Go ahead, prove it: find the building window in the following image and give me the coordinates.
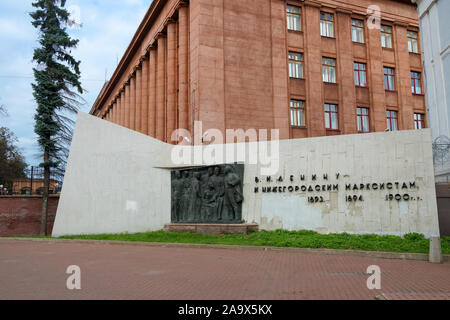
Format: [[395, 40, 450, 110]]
[[356, 107, 370, 133], [290, 100, 305, 127], [407, 31, 419, 53], [411, 71, 422, 95], [386, 110, 398, 131], [414, 113, 425, 129], [351, 19, 364, 43], [324, 103, 338, 130], [287, 5, 301, 31], [288, 52, 304, 79], [384, 67, 395, 91], [354, 62, 367, 87], [381, 25, 392, 48], [322, 57, 336, 83], [320, 12, 334, 38]]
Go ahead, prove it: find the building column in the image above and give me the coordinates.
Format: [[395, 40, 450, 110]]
[[304, 2, 326, 137], [141, 55, 150, 135], [130, 74, 136, 130], [118, 90, 124, 126], [167, 21, 177, 143], [394, 22, 414, 130], [136, 66, 142, 133], [269, 0, 289, 139], [367, 20, 387, 132], [111, 103, 116, 123], [124, 82, 131, 129], [115, 102, 119, 124], [114, 101, 119, 124], [149, 47, 157, 137], [156, 34, 167, 141], [336, 9, 357, 134], [178, 5, 189, 135], [116, 95, 121, 126]]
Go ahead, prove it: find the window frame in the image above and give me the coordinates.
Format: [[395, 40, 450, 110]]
[[351, 19, 365, 43], [290, 99, 306, 127], [384, 67, 395, 91], [411, 71, 423, 95], [381, 25, 393, 49], [386, 110, 398, 131], [356, 107, 370, 133], [354, 62, 367, 87], [324, 103, 339, 131], [414, 113, 425, 130], [407, 30, 419, 54], [287, 5, 302, 32], [322, 57, 337, 83], [288, 52, 304, 79], [320, 12, 334, 38]]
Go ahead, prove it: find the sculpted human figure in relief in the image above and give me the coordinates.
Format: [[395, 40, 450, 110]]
[[171, 164, 244, 223], [210, 166, 225, 221], [224, 165, 243, 221]]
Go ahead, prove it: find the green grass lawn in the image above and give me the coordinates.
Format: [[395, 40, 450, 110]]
[[43, 230, 450, 255]]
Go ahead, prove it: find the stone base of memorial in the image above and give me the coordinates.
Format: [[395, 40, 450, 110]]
[[164, 223, 259, 235]]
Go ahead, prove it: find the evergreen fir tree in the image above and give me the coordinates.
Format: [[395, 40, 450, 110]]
[[30, 0, 83, 235]]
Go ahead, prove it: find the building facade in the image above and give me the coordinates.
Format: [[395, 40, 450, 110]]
[[412, 0, 450, 182], [12, 179, 60, 195], [90, 0, 426, 143]]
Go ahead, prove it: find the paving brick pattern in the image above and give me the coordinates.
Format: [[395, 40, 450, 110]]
[[0, 239, 449, 300]]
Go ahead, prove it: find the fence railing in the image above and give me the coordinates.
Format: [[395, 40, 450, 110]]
[[0, 166, 63, 196]]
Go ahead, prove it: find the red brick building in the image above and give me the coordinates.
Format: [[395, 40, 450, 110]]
[[90, 0, 426, 142]]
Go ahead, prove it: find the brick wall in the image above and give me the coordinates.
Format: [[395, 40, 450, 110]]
[[0, 196, 59, 236]]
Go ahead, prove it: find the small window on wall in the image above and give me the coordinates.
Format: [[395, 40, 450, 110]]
[[320, 12, 334, 38], [324, 104, 338, 130], [357, 107, 370, 133], [287, 5, 301, 31], [288, 52, 304, 79], [384, 67, 395, 91], [381, 25, 392, 48], [386, 110, 398, 131], [414, 113, 425, 129], [407, 31, 419, 53], [411, 71, 422, 95], [290, 100, 305, 127], [354, 62, 367, 87], [322, 57, 336, 83], [351, 19, 364, 43]]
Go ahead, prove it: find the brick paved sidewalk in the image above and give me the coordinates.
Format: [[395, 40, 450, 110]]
[[0, 239, 449, 300]]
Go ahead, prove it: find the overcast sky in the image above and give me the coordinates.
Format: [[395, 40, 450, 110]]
[[0, 0, 150, 167]]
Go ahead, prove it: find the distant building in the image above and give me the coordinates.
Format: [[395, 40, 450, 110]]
[[12, 178, 60, 195], [412, 0, 450, 182]]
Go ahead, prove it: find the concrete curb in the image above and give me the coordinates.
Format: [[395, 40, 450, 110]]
[[2, 237, 449, 263]]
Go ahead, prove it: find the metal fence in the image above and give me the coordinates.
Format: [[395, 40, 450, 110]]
[[432, 135, 450, 169], [0, 166, 63, 196]]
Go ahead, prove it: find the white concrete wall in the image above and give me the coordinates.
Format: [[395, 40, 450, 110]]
[[53, 112, 440, 237], [241, 131, 440, 237], [52, 112, 172, 236]]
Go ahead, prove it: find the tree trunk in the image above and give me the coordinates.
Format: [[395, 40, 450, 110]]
[[40, 149, 50, 236]]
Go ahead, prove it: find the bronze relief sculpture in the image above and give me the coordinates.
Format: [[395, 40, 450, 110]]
[[171, 164, 244, 224]]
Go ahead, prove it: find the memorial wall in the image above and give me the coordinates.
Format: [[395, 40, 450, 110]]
[[52, 113, 440, 238]]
